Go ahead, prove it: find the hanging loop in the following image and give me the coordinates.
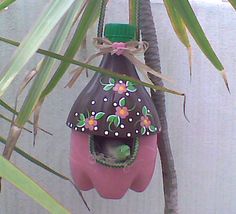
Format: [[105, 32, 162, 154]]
[[97, 0, 141, 41]]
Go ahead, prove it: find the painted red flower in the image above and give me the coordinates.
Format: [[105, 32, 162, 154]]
[[115, 107, 129, 119], [85, 116, 98, 130], [140, 116, 151, 128], [113, 83, 127, 94]]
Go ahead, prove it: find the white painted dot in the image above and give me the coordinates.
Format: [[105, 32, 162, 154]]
[[155, 127, 157, 131], [92, 112, 95, 116], [135, 130, 139, 134], [119, 80, 123, 84], [67, 122, 70, 126], [75, 127, 78, 131], [129, 118, 133, 122], [147, 131, 150, 136], [138, 98, 142, 102], [82, 128, 85, 132], [105, 131, 109, 135], [91, 100, 96, 105], [148, 109, 150, 113], [126, 92, 130, 96], [94, 127, 98, 131], [75, 112, 78, 116], [120, 124, 125, 129], [70, 124, 73, 128], [115, 132, 119, 136], [136, 112, 140, 116], [127, 133, 131, 137], [103, 97, 108, 102], [113, 102, 118, 107]]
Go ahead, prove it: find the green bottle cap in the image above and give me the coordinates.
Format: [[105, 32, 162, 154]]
[[104, 23, 136, 43]]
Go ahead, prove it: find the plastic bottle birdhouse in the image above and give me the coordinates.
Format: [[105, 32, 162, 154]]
[[67, 23, 161, 199]]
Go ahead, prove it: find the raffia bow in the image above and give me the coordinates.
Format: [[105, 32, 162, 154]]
[[66, 38, 173, 88]]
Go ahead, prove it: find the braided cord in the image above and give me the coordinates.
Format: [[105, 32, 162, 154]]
[[97, 0, 107, 39]]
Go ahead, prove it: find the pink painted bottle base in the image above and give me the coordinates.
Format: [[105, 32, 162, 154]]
[[70, 131, 158, 199]]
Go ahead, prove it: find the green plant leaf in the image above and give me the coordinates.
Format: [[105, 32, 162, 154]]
[[103, 84, 114, 91], [172, 0, 229, 90], [229, 0, 236, 10], [0, 0, 75, 97], [142, 106, 148, 116], [0, 36, 186, 97], [95, 112, 105, 120], [127, 81, 137, 92], [119, 97, 126, 107], [0, 136, 90, 211], [163, 0, 192, 75], [0, 99, 51, 135], [0, 136, 68, 180], [0, 0, 15, 11], [40, 0, 103, 100], [14, 0, 84, 128], [0, 155, 70, 214]]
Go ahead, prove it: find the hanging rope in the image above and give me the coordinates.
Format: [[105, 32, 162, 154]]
[[97, 0, 141, 41], [97, 0, 107, 39]]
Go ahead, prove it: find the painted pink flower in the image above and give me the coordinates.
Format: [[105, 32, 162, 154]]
[[113, 83, 127, 94], [140, 116, 151, 128], [115, 107, 129, 119], [85, 116, 98, 131]]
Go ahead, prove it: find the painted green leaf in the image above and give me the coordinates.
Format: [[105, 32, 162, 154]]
[[0, 155, 70, 214], [80, 113, 85, 121], [103, 84, 114, 91], [77, 121, 85, 127], [95, 112, 105, 120], [114, 116, 121, 128], [107, 115, 117, 123], [149, 125, 157, 133], [141, 127, 146, 135], [127, 81, 137, 92], [142, 106, 148, 116], [127, 85, 137, 92], [119, 97, 126, 107], [109, 78, 115, 85]]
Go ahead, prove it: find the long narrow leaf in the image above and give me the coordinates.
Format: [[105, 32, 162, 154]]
[[0, 0, 15, 11], [40, 0, 103, 100], [164, 0, 192, 75], [0, 36, 185, 96], [0, 113, 32, 133], [14, 0, 84, 127], [0, 0, 75, 97], [172, 0, 229, 90], [229, 0, 236, 10], [0, 136, 67, 180], [0, 155, 70, 214], [0, 99, 51, 135]]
